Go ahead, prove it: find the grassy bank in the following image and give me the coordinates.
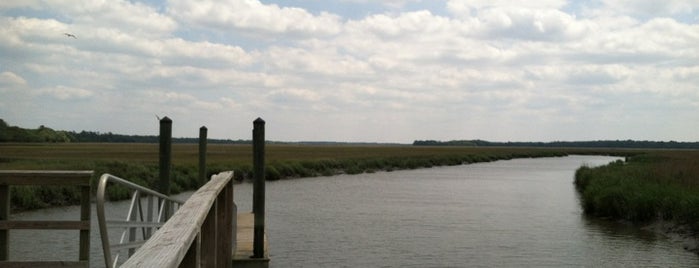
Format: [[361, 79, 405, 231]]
[[1, 143, 630, 211], [575, 151, 699, 230]]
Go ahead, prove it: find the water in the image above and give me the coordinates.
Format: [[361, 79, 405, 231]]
[[7, 191, 192, 267], [9, 156, 699, 267]]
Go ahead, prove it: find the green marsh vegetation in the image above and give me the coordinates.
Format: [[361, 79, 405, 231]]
[[0, 142, 617, 211], [575, 150, 699, 230]]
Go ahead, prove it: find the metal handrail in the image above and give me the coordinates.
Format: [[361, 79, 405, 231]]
[[96, 173, 185, 268]]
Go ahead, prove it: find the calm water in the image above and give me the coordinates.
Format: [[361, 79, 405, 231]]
[[9, 156, 699, 267]]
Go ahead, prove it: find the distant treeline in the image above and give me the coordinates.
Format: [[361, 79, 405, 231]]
[[413, 139, 699, 149], [0, 119, 249, 144]]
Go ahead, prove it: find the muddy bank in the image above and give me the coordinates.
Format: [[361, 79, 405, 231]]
[[641, 221, 699, 253]]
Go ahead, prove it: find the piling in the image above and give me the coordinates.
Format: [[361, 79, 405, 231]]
[[159, 116, 172, 219], [252, 118, 266, 258], [199, 126, 208, 185]]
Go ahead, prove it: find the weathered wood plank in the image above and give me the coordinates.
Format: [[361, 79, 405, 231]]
[[121, 171, 233, 268], [0, 185, 8, 261], [0, 260, 88, 268], [0, 220, 90, 230], [79, 185, 90, 262], [201, 201, 217, 267], [0, 170, 92, 186], [233, 213, 268, 261], [216, 180, 233, 268]]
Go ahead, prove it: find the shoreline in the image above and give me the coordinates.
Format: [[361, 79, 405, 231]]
[[574, 150, 699, 255], [641, 220, 699, 253]]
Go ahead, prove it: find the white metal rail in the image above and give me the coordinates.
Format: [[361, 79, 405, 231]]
[[96, 173, 185, 268]]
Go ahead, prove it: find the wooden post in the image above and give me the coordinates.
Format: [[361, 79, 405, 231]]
[[0, 184, 8, 261], [79, 184, 91, 263], [215, 179, 234, 268], [201, 202, 217, 267], [159, 116, 172, 219], [252, 118, 266, 258], [199, 126, 208, 185]]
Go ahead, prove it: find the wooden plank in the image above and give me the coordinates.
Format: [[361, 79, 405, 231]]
[[79, 185, 90, 263], [0, 220, 90, 230], [121, 171, 233, 268], [200, 203, 217, 267], [216, 181, 233, 268], [233, 213, 268, 260], [0, 260, 88, 268], [0, 185, 8, 260]]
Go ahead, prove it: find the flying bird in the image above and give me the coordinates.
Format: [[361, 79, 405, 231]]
[[63, 33, 77, 39]]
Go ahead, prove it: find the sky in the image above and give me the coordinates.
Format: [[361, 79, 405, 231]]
[[1, 0, 698, 143]]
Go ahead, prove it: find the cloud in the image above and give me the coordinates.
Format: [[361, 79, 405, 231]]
[[0, 0, 41, 9], [473, 7, 587, 41], [167, 0, 342, 37], [340, 0, 423, 9], [601, 0, 699, 17], [51, 0, 177, 37], [447, 0, 568, 15], [36, 86, 94, 100], [0, 71, 27, 87], [1, 0, 698, 142]]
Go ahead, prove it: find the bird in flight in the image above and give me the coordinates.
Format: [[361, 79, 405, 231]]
[[64, 33, 77, 39]]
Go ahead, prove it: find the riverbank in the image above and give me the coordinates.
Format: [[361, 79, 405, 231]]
[[641, 220, 699, 253], [574, 150, 699, 252], [1, 143, 636, 211]]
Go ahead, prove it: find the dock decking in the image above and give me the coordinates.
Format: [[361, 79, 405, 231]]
[[234, 213, 269, 268]]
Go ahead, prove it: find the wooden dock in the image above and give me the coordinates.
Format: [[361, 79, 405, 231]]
[[233, 213, 269, 268], [3, 119, 271, 267]]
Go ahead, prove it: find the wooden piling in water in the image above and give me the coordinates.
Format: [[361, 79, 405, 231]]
[[159, 116, 172, 219], [199, 126, 208, 185], [252, 118, 266, 259]]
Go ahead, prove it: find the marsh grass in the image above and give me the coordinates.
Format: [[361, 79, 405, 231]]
[[575, 151, 699, 229], [0, 142, 631, 211]]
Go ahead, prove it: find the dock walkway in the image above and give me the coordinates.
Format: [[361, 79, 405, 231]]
[[234, 213, 269, 268]]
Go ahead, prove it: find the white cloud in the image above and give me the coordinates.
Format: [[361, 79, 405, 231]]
[[36, 86, 94, 100], [1, 0, 698, 142], [167, 0, 342, 37], [0, 71, 27, 87], [340, 0, 422, 9], [51, 0, 177, 37], [447, 0, 567, 15], [473, 7, 587, 41], [601, 0, 699, 17]]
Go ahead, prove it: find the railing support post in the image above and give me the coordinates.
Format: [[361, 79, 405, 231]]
[[252, 118, 266, 258], [0, 184, 8, 260], [216, 179, 234, 268], [199, 126, 208, 185], [159, 116, 172, 219]]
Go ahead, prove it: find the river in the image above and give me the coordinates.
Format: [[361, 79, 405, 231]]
[[8, 155, 699, 267]]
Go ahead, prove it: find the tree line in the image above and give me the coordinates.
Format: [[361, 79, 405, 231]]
[[0, 119, 249, 144]]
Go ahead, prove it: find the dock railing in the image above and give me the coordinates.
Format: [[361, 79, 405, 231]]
[[0, 170, 93, 267], [120, 171, 236, 268], [96, 173, 186, 268]]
